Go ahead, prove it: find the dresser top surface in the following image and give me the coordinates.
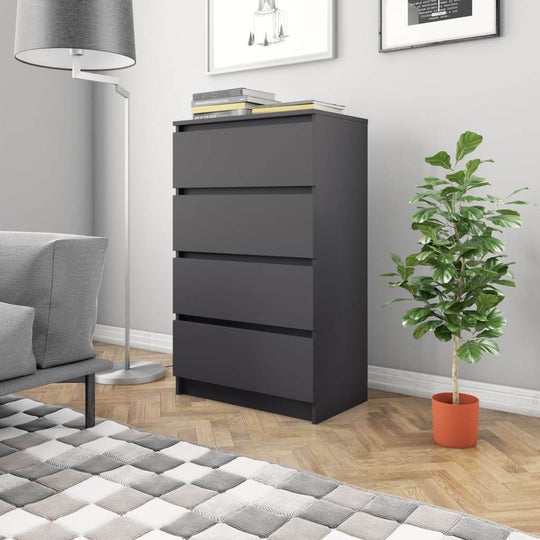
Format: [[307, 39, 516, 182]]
[[173, 109, 368, 128]]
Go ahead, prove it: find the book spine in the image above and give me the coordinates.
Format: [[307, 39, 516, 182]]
[[192, 89, 244, 101], [192, 89, 276, 101], [193, 110, 252, 119], [192, 96, 278, 106], [252, 104, 315, 114], [253, 104, 345, 115], [192, 102, 265, 113]]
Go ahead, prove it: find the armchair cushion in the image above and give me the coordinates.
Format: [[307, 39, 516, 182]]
[[0, 232, 108, 368], [0, 302, 36, 380]]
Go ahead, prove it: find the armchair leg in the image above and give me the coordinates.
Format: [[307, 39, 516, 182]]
[[85, 374, 96, 428]]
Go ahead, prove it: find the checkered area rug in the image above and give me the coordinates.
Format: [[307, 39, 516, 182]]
[[0, 396, 536, 540]]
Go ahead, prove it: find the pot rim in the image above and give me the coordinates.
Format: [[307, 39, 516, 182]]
[[432, 392, 479, 406]]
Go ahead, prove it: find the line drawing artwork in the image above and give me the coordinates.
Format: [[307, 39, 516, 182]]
[[208, 0, 334, 73], [249, 0, 289, 47]]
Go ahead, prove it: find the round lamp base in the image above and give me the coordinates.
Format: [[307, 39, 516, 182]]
[[95, 361, 166, 385]]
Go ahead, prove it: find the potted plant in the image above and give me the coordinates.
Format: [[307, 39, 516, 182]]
[[382, 131, 527, 449]]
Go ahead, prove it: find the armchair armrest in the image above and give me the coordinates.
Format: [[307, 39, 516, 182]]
[[0, 302, 36, 380], [0, 232, 108, 368]]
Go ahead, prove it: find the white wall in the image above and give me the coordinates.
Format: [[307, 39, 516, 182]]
[[0, 0, 94, 235], [94, 0, 540, 390]]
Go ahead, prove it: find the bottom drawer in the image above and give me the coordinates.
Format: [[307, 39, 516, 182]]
[[173, 320, 313, 402]]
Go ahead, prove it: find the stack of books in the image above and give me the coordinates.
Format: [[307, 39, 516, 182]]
[[191, 89, 346, 120], [191, 88, 278, 119]]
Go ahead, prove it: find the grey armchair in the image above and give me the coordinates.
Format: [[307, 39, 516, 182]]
[[0, 232, 113, 427]]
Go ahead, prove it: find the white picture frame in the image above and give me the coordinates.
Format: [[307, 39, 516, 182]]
[[207, 0, 336, 75], [380, 0, 500, 53]]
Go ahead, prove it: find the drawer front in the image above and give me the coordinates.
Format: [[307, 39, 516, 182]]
[[173, 194, 313, 258], [173, 320, 313, 402], [173, 120, 313, 188], [174, 258, 313, 330]]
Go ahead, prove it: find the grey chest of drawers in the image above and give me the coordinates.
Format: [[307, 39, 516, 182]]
[[172, 110, 367, 424]]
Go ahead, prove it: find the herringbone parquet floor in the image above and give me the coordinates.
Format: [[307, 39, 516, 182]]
[[20, 342, 540, 535]]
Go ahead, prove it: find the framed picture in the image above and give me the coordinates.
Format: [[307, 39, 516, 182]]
[[207, 0, 336, 74], [380, 0, 500, 52]]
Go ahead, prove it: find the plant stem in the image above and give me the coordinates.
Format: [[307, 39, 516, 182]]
[[452, 335, 460, 405]]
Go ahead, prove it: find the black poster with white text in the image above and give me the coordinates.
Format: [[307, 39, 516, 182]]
[[408, 0, 473, 26]]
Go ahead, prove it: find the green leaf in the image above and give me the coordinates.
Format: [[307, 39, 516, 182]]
[[477, 328, 504, 338], [409, 194, 428, 204], [390, 253, 403, 267], [446, 171, 466, 185], [461, 195, 486, 203], [486, 309, 506, 329], [402, 307, 432, 327], [483, 256, 505, 269], [397, 266, 414, 280], [412, 223, 438, 242], [457, 340, 483, 364], [468, 177, 491, 189], [465, 159, 494, 178], [442, 300, 463, 314], [456, 131, 483, 162], [461, 220, 486, 236], [506, 187, 529, 199], [414, 289, 438, 301], [413, 320, 439, 339], [423, 177, 447, 186], [380, 272, 399, 277], [433, 265, 454, 284], [425, 151, 452, 170], [465, 159, 481, 177], [405, 255, 419, 267], [461, 206, 484, 221], [462, 311, 487, 326], [445, 315, 463, 334], [466, 236, 505, 255], [505, 200, 530, 205], [478, 338, 500, 355], [441, 186, 464, 197], [434, 325, 453, 342], [477, 308, 506, 331], [494, 279, 515, 287], [436, 252, 454, 265], [383, 298, 412, 307], [476, 293, 501, 312], [489, 214, 523, 228], [486, 195, 504, 204], [416, 250, 433, 261], [412, 207, 437, 224]]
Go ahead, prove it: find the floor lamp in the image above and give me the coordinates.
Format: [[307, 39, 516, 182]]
[[14, 0, 165, 385]]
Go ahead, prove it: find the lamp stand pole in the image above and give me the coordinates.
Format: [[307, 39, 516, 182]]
[[71, 53, 166, 385]]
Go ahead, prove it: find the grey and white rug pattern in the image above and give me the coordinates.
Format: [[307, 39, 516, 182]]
[[0, 395, 535, 540]]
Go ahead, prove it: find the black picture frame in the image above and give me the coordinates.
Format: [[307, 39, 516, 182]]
[[379, 0, 500, 53]]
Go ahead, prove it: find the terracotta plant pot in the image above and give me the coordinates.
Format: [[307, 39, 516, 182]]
[[432, 392, 479, 449]]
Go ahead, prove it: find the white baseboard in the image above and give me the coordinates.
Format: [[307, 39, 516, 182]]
[[94, 324, 173, 354], [369, 365, 540, 418], [93, 324, 540, 418]]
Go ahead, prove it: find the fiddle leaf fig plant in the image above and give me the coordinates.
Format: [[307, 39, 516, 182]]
[[382, 132, 528, 405]]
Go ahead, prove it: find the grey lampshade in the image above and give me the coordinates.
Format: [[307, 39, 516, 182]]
[[14, 0, 136, 71]]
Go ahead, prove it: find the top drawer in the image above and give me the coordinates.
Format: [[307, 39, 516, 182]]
[[173, 119, 313, 188]]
